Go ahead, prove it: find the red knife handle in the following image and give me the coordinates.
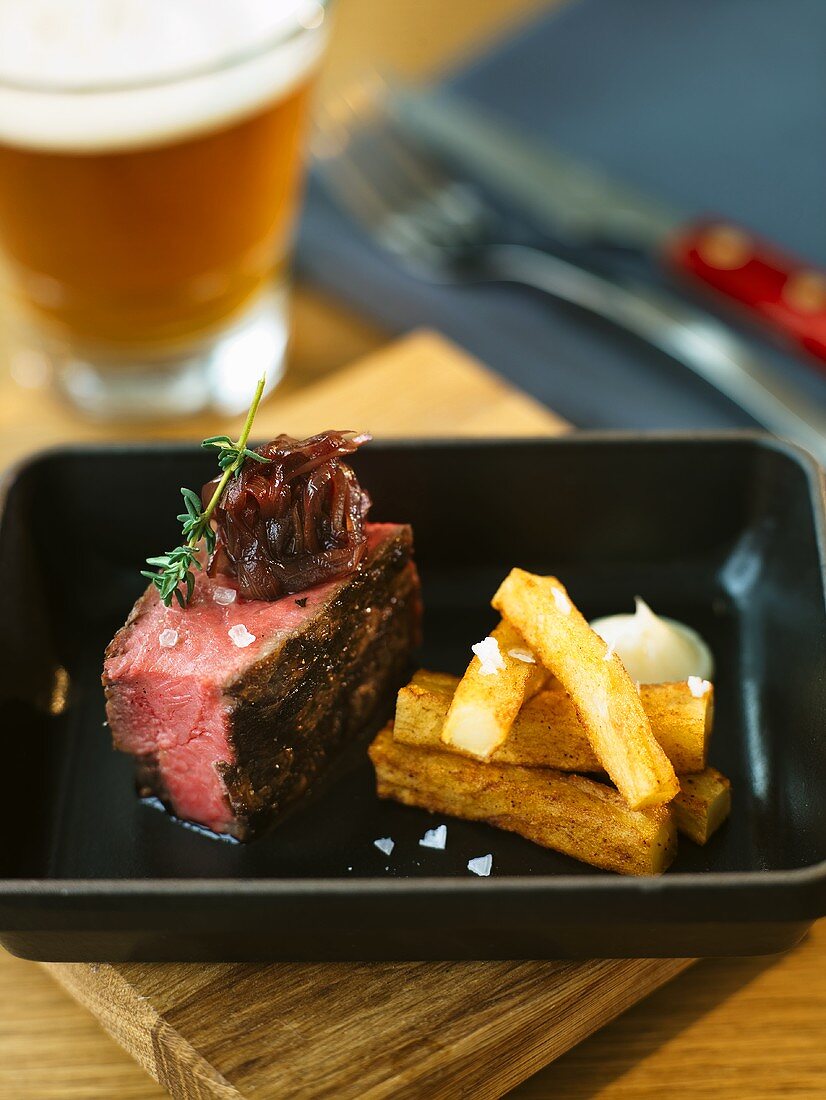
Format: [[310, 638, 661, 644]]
[[664, 219, 826, 367]]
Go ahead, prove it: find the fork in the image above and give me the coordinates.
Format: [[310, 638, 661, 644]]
[[313, 88, 826, 463]]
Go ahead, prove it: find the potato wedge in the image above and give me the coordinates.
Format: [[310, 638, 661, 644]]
[[492, 570, 679, 808], [440, 618, 545, 759], [398, 671, 713, 773], [369, 726, 677, 876], [673, 767, 732, 844]]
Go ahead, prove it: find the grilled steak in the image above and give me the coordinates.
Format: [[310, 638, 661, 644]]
[[104, 523, 419, 839]]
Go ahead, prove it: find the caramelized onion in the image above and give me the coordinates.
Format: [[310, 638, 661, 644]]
[[203, 430, 372, 601]]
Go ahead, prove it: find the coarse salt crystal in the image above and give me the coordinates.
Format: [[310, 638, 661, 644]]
[[374, 837, 394, 856], [552, 587, 572, 614], [419, 824, 447, 850], [688, 676, 711, 698], [468, 854, 493, 877], [228, 624, 256, 648], [603, 639, 616, 662], [158, 629, 178, 648], [508, 647, 535, 664], [472, 636, 505, 676], [213, 586, 237, 606]]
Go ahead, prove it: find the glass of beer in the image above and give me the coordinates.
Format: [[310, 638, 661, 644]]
[[0, 0, 329, 418]]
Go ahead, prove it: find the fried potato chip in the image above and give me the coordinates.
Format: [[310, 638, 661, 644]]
[[440, 618, 545, 759], [492, 570, 679, 808], [672, 767, 732, 845], [370, 726, 677, 876], [398, 671, 712, 774]]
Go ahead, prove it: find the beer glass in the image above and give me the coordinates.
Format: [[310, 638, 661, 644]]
[[0, 1, 329, 418]]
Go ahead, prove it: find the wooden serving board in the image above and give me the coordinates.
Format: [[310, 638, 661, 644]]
[[36, 332, 693, 1099]]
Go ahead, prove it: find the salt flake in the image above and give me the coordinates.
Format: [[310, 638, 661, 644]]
[[374, 837, 395, 856], [603, 639, 616, 662], [552, 587, 572, 614], [472, 636, 505, 676], [468, 854, 493, 877], [419, 824, 447, 850], [688, 676, 712, 698], [213, 586, 237, 606], [228, 624, 256, 648], [508, 647, 536, 664], [158, 629, 178, 648]]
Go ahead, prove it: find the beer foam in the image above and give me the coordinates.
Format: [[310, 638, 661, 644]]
[[0, 0, 327, 151]]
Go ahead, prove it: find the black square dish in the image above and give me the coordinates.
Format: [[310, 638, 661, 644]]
[[1, 435, 824, 961]]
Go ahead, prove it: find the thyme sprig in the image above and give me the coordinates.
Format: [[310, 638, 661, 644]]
[[141, 376, 269, 608]]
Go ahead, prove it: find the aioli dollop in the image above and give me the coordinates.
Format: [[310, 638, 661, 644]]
[[590, 597, 713, 684]]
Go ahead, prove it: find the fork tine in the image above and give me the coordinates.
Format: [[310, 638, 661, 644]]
[[319, 97, 437, 221], [314, 97, 395, 224], [314, 74, 495, 268], [316, 116, 438, 261], [316, 96, 446, 260], [367, 92, 495, 232], [359, 98, 490, 238]]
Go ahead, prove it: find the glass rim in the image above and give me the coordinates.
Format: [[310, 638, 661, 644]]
[[0, 0, 329, 97]]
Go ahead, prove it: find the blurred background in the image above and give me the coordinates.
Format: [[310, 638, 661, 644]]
[[0, 0, 557, 442], [1, 0, 824, 465]]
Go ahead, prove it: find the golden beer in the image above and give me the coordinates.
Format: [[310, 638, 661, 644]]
[[0, 0, 329, 416], [0, 82, 313, 347]]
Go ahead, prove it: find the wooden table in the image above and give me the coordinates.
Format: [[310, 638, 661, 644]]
[[1, 340, 824, 1100], [0, 2, 823, 1097]]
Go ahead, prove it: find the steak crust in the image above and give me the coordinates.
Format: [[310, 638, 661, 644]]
[[104, 524, 420, 839]]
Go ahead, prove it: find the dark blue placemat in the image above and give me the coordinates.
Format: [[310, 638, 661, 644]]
[[296, 0, 826, 429]]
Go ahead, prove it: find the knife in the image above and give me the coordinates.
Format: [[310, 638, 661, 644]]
[[394, 89, 826, 371]]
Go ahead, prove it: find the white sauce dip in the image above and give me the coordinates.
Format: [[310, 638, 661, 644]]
[[590, 597, 713, 684]]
